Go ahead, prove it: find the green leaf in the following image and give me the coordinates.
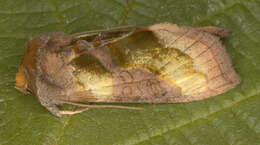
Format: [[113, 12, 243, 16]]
[[0, 0, 259, 144]]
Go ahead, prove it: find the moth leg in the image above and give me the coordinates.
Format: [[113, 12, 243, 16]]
[[37, 90, 62, 117], [39, 97, 89, 116], [59, 107, 89, 115], [42, 103, 62, 117], [59, 100, 144, 110]]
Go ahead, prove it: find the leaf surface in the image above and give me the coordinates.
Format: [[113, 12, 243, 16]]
[[0, 0, 259, 145]]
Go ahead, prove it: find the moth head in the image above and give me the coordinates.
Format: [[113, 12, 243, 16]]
[[15, 66, 32, 94], [15, 38, 39, 94]]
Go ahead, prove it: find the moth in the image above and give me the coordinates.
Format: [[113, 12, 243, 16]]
[[15, 22, 241, 117]]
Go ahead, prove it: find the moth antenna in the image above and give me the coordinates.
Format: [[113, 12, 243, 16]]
[[71, 25, 137, 39], [60, 100, 144, 110]]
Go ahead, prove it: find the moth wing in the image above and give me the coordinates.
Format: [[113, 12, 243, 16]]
[[69, 22, 241, 103], [106, 23, 241, 102], [145, 23, 241, 101]]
